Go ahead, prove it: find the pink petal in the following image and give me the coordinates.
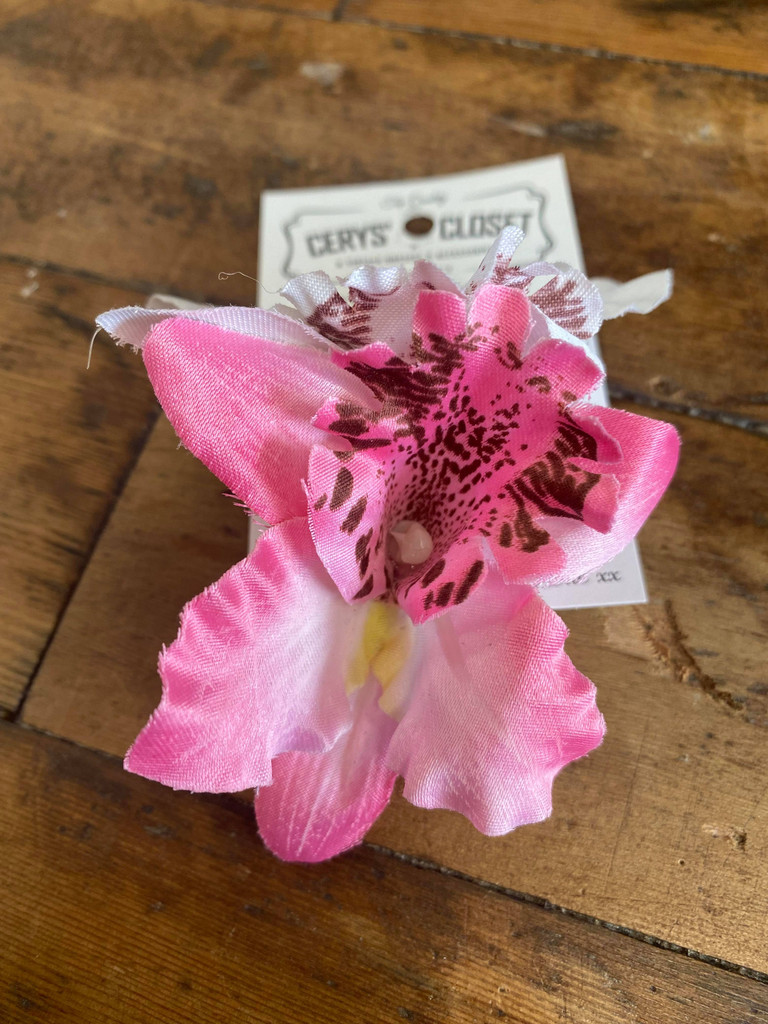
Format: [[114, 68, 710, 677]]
[[125, 519, 368, 792], [542, 404, 680, 583], [521, 337, 604, 403], [411, 286, 471, 350], [254, 680, 397, 862], [386, 575, 605, 835], [395, 535, 489, 625], [467, 282, 603, 400], [465, 278, 534, 362], [143, 317, 374, 524]]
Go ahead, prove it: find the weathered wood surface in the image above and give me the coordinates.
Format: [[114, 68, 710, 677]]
[[23, 414, 246, 747], [341, 0, 768, 75], [24, 402, 768, 971], [2, 722, 767, 1024], [3, 0, 768, 1016], [0, 258, 157, 712], [0, 2, 767, 424]]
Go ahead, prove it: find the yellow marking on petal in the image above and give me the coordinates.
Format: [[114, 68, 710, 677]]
[[364, 601, 402, 665], [345, 601, 414, 709], [345, 643, 370, 696]]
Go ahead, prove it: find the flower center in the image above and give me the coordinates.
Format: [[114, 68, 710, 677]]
[[345, 601, 414, 718], [387, 520, 434, 566]]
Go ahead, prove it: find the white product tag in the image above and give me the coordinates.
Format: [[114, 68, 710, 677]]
[[257, 155, 647, 610]]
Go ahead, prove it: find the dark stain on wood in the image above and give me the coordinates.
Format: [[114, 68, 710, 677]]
[[0, 8, 180, 82], [193, 34, 233, 71], [626, 0, 763, 29]]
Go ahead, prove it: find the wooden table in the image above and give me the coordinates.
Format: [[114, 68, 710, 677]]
[[2, 2, 767, 1020]]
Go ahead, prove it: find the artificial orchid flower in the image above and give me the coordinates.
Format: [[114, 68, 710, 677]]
[[97, 228, 679, 862]]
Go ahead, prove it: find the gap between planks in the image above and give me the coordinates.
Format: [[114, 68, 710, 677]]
[[8, 406, 162, 724], [608, 386, 768, 439], [325, 12, 768, 82], [108, 0, 768, 80], [9, 716, 768, 987], [366, 844, 768, 986]]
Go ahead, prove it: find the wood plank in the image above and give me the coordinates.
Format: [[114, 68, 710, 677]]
[[0, 258, 157, 712], [342, 0, 768, 75], [196, 0, 338, 12], [246, 0, 337, 12], [0, 2, 766, 421], [2, 722, 767, 1024], [22, 415, 246, 747], [22, 401, 768, 970]]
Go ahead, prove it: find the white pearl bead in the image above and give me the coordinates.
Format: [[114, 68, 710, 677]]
[[388, 520, 434, 566]]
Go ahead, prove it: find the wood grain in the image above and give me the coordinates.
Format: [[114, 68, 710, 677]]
[[0, 258, 157, 712], [22, 401, 768, 970], [22, 415, 246, 747], [2, 0, 767, 1013], [341, 0, 768, 75], [0, 2, 766, 423], [3, 721, 767, 1024]]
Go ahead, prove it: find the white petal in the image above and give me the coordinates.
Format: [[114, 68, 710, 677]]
[[594, 270, 674, 319]]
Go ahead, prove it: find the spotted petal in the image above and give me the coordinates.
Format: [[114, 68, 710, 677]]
[[465, 226, 605, 345], [541, 404, 680, 585], [513, 261, 604, 342], [465, 225, 526, 295], [309, 284, 618, 623], [280, 262, 462, 358]]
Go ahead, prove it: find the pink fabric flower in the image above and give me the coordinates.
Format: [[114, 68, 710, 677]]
[[97, 229, 679, 862]]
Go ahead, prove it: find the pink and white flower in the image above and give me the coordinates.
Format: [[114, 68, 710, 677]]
[[97, 228, 679, 862]]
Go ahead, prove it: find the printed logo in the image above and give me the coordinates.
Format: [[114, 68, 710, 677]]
[[280, 186, 552, 280]]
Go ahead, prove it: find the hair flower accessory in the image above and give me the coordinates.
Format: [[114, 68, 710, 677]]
[[97, 227, 679, 863]]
